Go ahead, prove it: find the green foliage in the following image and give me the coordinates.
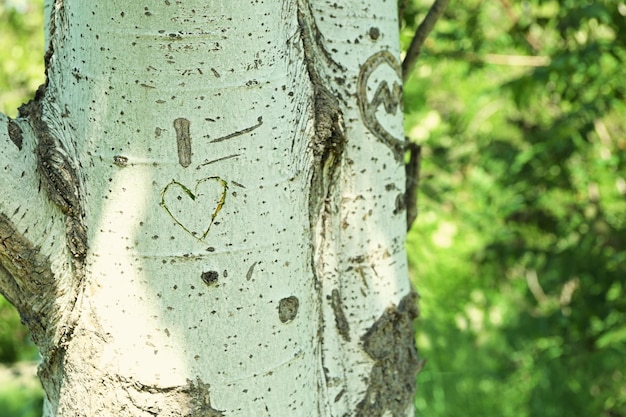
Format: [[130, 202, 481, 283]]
[[0, 0, 44, 117], [0, 370, 44, 417], [403, 0, 626, 416], [0, 297, 38, 363]]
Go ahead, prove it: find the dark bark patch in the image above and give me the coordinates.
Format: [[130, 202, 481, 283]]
[[117, 376, 225, 416], [278, 296, 299, 323], [246, 261, 258, 281], [356, 291, 421, 417], [187, 378, 225, 417], [113, 155, 129, 167], [20, 92, 87, 261], [1, 217, 66, 404], [201, 270, 219, 287], [7, 119, 23, 150], [368, 27, 381, 40], [297, 2, 347, 229], [330, 288, 350, 341]]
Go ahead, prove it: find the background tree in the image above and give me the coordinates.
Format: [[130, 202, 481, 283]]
[[0, 0, 419, 415]]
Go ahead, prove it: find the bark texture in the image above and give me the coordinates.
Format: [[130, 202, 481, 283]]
[[0, 0, 419, 415]]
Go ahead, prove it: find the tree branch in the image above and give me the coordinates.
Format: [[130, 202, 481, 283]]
[[0, 111, 75, 357], [405, 142, 421, 231], [402, 0, 450, 81]]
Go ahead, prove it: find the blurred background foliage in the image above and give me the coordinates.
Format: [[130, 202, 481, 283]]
[[0, 0, 43, 118], [401, 0, 626, 416], [0, 0, 624, 416]]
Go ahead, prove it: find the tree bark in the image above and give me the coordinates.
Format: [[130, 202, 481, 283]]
[[0, 1, 419, 415]]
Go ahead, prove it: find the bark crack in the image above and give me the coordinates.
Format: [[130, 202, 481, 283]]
[[330, 288, 350, 342], [297, 2, 348, 415], [297, 2, 346, 231]]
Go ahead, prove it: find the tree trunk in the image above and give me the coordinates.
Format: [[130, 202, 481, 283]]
[[0, 0, 418, 415]]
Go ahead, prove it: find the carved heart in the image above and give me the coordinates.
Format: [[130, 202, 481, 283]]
[[357, 50, 404, 159], [160, 177, 228, 241]]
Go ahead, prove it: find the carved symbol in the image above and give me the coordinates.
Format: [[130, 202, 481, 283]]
[[209, 116, 263, 144], [357, 51, 404, 158], [160, 177, 228, 241], [173, 118, 192, 168]]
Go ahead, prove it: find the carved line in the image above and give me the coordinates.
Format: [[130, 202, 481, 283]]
[[198, 153, 240, 168], [209, 116, 263, 143], [173, 118, 192, 168]]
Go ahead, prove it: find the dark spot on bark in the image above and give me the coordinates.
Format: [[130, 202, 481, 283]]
[[246, 261, 258, 281], [113, 155, 128, 167], [187, 378, 225, 416], [201, 271, 219, 287], [368, 27, 380, 40], [7, 119, 23, 150], [278, 296, 299, 323], [334, 388, 345, 403], [356, 291, 421, 417], [393, 192, 406, 215]]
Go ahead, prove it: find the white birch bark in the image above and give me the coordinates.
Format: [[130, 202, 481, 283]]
[[0, 0, 419, 416]]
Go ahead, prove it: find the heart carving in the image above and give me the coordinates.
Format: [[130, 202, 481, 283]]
[[357, 50, 404, 160], [160, 177, 228, 241]]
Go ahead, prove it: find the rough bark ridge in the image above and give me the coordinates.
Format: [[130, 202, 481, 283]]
[[0, 214, 57, 348], [296, 2, 349, 415], [297, 1, 346, 230], [20, 93, 88, 262]]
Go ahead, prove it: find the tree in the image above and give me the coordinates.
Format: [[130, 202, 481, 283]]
[[0, 0, 420, 415]]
